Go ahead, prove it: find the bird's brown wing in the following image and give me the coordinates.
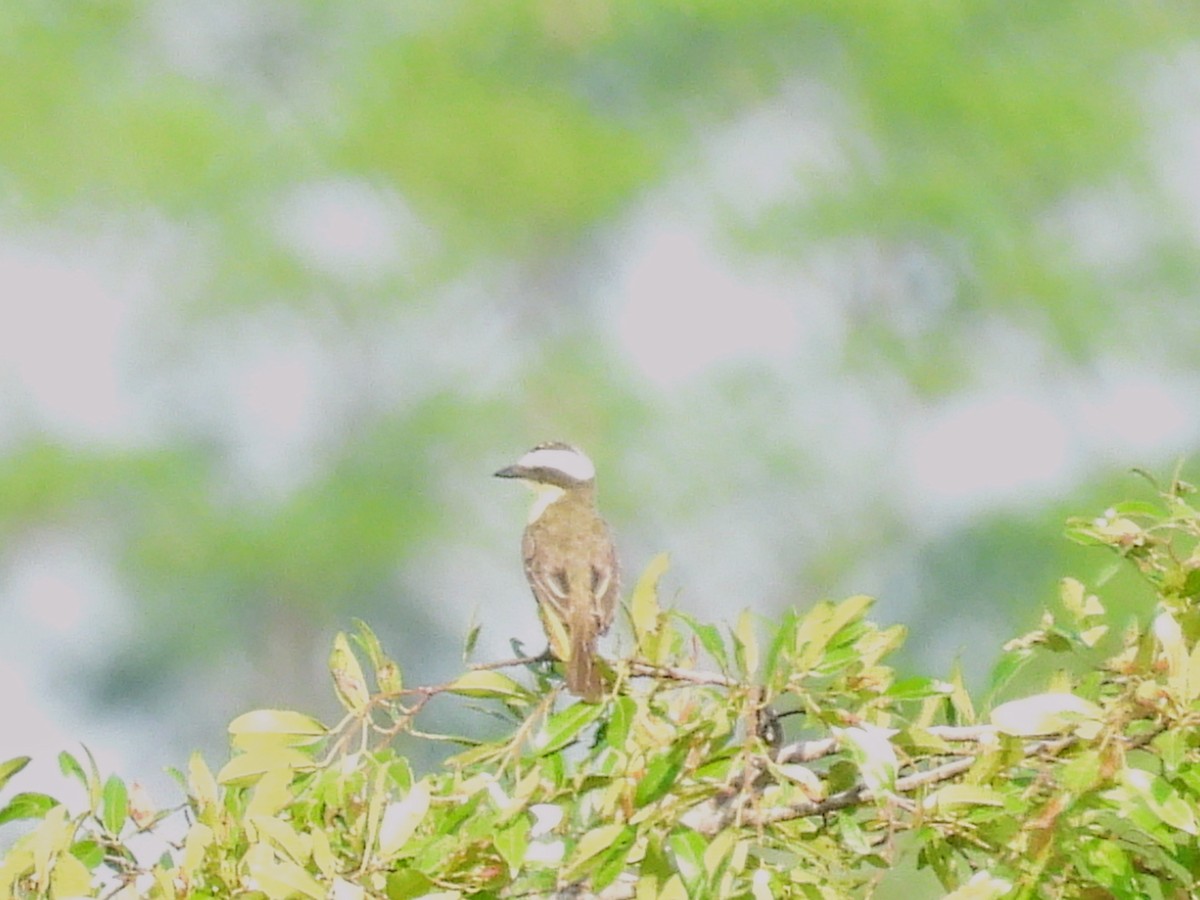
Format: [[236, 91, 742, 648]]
[[522, 527, 573, 662], [589, 522, 620, 636]]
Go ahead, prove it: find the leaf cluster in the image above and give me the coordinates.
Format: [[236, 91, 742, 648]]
[[6, 491, 1200, 898]]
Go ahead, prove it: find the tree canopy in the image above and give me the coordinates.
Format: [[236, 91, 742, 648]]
[[4, 482, 1200, 897]]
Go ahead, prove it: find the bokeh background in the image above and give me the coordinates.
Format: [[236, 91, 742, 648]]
[[3, 0, 1200, 870]]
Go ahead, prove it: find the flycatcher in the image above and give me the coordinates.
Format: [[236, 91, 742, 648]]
[[495, 442, 619, 701]]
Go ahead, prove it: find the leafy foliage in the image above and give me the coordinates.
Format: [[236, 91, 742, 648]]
[[6, 490, 1200, 898]]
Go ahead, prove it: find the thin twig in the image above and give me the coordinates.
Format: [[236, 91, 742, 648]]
[[627, 660, 737, 688], [468, 653, 546, 672]]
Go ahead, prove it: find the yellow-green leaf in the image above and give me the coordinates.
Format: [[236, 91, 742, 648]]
[[630, 552, 670, 644], [29, 805, 73, 886], [187, 752, 220, 812], [311, 827, 337, 879], [245, 845, 325, 900], [659, 874, 689, 900], [1185, 639, 1200, 704], [923, 784, 1007, 812], [991, 692, 1102, 737], [229, 709, 328, 739], [246, 768, 294, 819], [248, 814, 310, 865], [378, 782, 431, 857], [330, 632, 370, 714], [447, 670, 527, 699], [48, 850, 92, 897], [182, 822, 214, 876], [376, 660, 403, 695], [216, 748, 311, 787], [774, 764, 825, 799], [703, 829, 736, 876], [1153, 610, 1188, 700]]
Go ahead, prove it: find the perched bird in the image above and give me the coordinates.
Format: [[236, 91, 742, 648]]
[[495, 442, 619, 701]]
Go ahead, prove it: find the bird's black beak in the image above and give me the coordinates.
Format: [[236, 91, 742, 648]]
[[494, 465, 522, 479]]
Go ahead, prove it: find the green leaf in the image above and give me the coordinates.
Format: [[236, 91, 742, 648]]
[[668, 828, 707, 889], [985, 650, 1032, 704], [0, 756, 30, 792], [494, 816, 530, 873], [603, 695, 636, 750], [383, 756, 414, 793], [591, 826, 636, 889], [353, 619, 404, 693], [1122, 769, 1197, 835], [794, 596, 875, 668], [463, 617, 482, 658], [886, 677, 953, 700], [536, 701, 603, 756], [352, 618, 387, 670], [1182, 566, 1200, 599], [80, 745, 104, 811], [678, 613, 729, 671], [763, 607, 798, 683], [0, 791, 60, 825], [568, 823, 627, 874], [835, 815, 874, 856], [70, 839, 105, 869], [101, 775, 128, 835], [733, 609, 759, 678], [57, 751, 88, 792], [635, 746, 686, 807], [386, 868, 434, 899]]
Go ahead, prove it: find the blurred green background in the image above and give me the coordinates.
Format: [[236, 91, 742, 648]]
[[2, 0, 1199, 849]]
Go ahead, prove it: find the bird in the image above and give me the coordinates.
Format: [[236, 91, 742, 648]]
[[495, 442, 619, 701]]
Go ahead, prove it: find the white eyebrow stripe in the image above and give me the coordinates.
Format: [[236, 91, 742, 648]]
[[518, 446, 596, 481]]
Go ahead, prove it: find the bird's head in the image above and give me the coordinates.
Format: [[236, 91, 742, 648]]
[[495, 442, 597, 521]]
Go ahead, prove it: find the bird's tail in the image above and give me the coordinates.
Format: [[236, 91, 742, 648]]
[[566, 626, 603, 703]]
